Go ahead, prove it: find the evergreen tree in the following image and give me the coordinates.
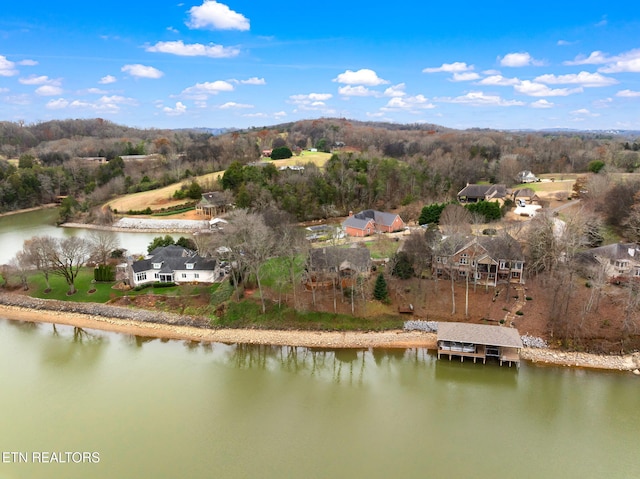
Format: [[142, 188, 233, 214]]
[[373, 273, 389, 301]]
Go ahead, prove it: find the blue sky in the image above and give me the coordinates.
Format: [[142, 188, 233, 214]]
[[1, 1, 639, 130]]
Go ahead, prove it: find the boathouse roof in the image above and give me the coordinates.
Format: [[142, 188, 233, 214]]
[[437, 322, 523, 349]]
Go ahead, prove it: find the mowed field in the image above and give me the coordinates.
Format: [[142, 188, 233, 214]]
[[106, 151, 331, 214]]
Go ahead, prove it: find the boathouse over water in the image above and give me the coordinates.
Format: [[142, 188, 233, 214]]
[[437, 322, 523, 367]]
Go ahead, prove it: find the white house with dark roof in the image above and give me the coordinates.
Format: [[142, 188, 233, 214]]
[[130, 245, 221, 286], [342, 209, 405, 237]]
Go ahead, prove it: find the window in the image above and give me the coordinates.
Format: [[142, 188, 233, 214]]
[[514, 261, 523, 270], [511, 271, 521, 279], [499, 260, 509, 270], [182, 273, 187, 278], [459, 254, 468, 265], [154, 273, 159, 279], [186, 263, 194, 270], [136, 272, 147, 282], [195, 273, 199, 279], [153, 262, 162, 269]]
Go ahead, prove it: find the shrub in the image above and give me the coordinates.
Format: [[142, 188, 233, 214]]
[[270, 146, 293, 160]]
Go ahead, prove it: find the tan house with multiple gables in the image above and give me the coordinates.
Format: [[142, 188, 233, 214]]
[[433, 234, 525, 286], [577, 243, 640, 283], [342, 210, 405, 237]]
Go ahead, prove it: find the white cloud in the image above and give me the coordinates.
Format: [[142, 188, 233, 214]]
[[163, 102, 187, 116], [477, 75, 520, 86], [290, 93, 332, 103], [181, 80, 235, 99], [593, 98, 613, 109], [121, 64, 164, 79], [564, 51, 609, 66], [99, 75, 117, 84], [19, 75, 60, 86], [289, 93, 334, 111], [219, 102, 253, 109], [4, 94, 31, 105], [46, 95, 136, 113], [438, 91, 524, 106], [451, 72, 481, 82], [187, 1, 250, 31], [273, 111, 287, 119], [564, 49, 640, 72], [17, 59, 38, 66], [557, 40, 577, 46], [0, 56, 18, 76], [0, 88, 8, 94], [571, 108, 600, 117], [598, 49, 640, 73], [338, 85, 381, 97], [530, 99, 554, 109], [146, 40, 240, 58], [46, 98, 69, 110], [333, 69, 389, 86], [499, 52, 544, 67], [240, 77, 266, 85], [534, 71, 618, 87], [384, 83, 406, 97], [36, 85, 63, 96], [85, 88, 109, 94], [382, 95, 435, 111], [423, 62, 473, 73], [514, 80, 582, 97], [166, 26, 179, 34], [616, 89, 640, 98]]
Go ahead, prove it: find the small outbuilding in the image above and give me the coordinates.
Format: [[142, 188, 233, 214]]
[[437, 322, 523, 367]]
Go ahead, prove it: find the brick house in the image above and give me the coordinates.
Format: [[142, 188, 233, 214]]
[[342, 210, 405, 237]]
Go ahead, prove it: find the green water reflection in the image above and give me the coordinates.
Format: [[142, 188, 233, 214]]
[[0, 318, 638, 479]]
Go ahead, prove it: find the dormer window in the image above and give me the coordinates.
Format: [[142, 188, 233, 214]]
[[186, 263, 194, 270], [152, 262, 162, 269]]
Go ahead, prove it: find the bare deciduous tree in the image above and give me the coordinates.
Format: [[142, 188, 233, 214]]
[[439, 204, 471, 236], [22, 235, 57, 292], [88, 230, 120, 265], [47, 237, 91, 295]]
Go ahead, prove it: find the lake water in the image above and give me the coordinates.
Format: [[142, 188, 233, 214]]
[[0, 208, 168, 265], [0, 318, 638, 479]]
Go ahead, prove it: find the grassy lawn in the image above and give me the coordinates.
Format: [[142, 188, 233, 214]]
[[216, 300, 404, 331], [361, 236, 400, 259], [21, 267, 217, 303]]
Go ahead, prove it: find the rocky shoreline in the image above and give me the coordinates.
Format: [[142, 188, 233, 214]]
[[0, 293, 638, 373]]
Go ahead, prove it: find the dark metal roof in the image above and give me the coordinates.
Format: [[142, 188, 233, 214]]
[[457, 184, 507, 199], [438, 322, 523, 348], [308, 246, 371, 272], [132, 246, 216, 273]]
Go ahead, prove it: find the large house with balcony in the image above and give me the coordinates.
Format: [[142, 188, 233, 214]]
[[577, 243, 640, 283], [432, 234, 525, 286], [131, 245, 221, 287]]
